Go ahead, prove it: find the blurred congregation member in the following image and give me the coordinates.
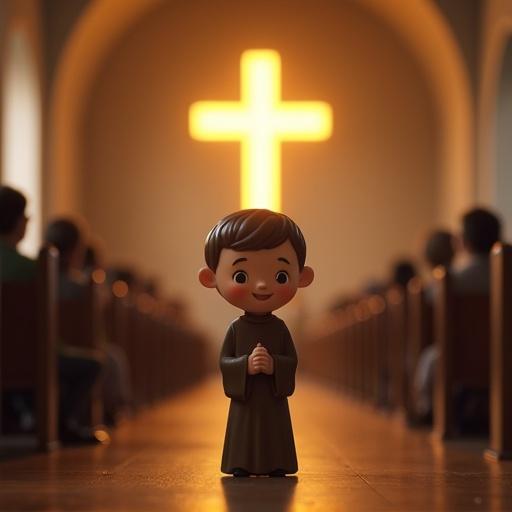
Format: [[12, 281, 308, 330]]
[[424, 230, 455, 270], [453, 208, 501, 293], [329, 294, 355, 313], [390, 260, 417, 289], [0, 186, 37, 431], [106, 266, 140, 294], [409, 229, 456, 421], [362, 279, 386, 297], [422, 229, 456, 302], [45, 219, 131, 426], [45, 218, 90, 299], [0, 186, 103, 443], [0, 185, 34, 281], [414, 207, 502, 425]]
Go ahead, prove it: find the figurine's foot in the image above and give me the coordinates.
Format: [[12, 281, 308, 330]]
[[268, 469, 286, 477], [233, 468, 250, 477]]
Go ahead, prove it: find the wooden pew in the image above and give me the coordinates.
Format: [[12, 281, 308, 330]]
[[299, 297, 381, 404], [337, 310, 348, 393], [326, 312, 344, 392], [59, 276, 103, 349], [341, 306, 354, 395], [350, 298, 377, 402], [300, 311, 341, 389], [406, 277, 433, 421], [486, 243, 512, 460], [347, 303, 365, 397], [105, 281, 211, 407], [0, 247, 59, 451], [367, 294, 386, 406], [353, 302, 368, 399], [433, 267, 490, 440], [58, 274, 103, 425], [105, 281, 130, 357], [385, 286, 407, 413]]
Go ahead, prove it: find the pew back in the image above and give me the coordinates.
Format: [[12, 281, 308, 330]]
[[406, 278, 433, 420], [386, 287, 407, 412], [487, 243, 512, 460], [433, 267, 490, 439], [1, 282, 37, 388], [0, 247, 59, 450], [59, 278, 102, 349]]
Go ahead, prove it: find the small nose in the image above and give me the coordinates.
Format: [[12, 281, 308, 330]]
[[255, 280, 268, 290]]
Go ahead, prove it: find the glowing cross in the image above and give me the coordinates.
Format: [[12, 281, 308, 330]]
[[189, 49, 332, 212]]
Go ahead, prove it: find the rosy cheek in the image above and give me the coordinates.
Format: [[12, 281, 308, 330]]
[[225, 284, 248, 302], [275, 285, 296, 303]]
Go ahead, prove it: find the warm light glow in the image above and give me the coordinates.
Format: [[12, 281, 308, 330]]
[[2, 28, 41, 256], [92, 268, 106, 284], [190, 49, 332, 211], [112, 280, 129, 298], [93, 427, 111, 444], [368, 295, 386, 315]]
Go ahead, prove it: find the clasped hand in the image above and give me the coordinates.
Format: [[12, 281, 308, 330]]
[[248, 342, 274, 375]]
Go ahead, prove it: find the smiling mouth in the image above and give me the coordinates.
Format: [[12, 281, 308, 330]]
[[253, 293, 273, 301]]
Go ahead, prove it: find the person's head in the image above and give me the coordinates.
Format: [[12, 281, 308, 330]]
[[461, 208, 501, 255], [45, 218, 85, 272], [424, 230, 455, 269], [107, 266, 138, 288], [199, 209, 314, 314], [391, 260, 416, 288], [0, 185, 29, 246]]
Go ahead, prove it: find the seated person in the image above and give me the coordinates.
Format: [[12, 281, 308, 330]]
[[423, 230, 456, 303], [425, 229, 455, 270], [45, 218, 131, 426], [0, 185, 103, 443], [411, 230, 456, 421], [0, 186, 36, 282], [390, 259, 417, 289], [452, 208, 501, 293], [414, 208, 501, 428]]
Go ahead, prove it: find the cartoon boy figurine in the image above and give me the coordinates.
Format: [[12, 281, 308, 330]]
[[199, 209, 314, 477]]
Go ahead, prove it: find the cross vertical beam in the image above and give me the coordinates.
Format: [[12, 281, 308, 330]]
[[189, 49, 332, 212]]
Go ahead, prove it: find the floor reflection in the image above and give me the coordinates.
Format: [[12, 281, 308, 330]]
[[221, 476, 297, 512]]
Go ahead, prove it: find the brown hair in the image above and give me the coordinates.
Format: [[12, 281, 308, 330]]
[[0, 186, 26, 234], [462, 208, 501, 255], [204, 209, 307, 271]]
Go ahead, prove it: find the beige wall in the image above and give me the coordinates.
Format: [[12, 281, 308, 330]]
[[356, 0, 474, 229], [0, 0, 43, 255], [79, 0, 440, 342], [46, 0, 162, 218], [479, 0, 512, 239]]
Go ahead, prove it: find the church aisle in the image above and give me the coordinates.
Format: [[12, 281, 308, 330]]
[[1, 376, 512, 512]]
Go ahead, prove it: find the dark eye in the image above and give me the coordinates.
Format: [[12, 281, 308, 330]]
[[275, 271, 289, 284], [233, 271, 248, 284]]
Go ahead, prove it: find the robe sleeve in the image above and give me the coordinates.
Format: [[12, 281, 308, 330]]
[[219, 323, 248, 401], [272, 323, 298, 398]]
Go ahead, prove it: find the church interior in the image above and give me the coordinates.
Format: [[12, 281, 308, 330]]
[[1, 0, 512, 510]]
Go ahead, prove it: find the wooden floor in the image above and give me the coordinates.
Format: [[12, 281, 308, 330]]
[[2, 377, 512, 512]]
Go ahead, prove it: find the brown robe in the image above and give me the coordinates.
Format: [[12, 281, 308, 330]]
[[220, 312, 298, 475]]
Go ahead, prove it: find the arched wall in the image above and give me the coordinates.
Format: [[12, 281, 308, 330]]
[[494, 41, 512, 240], [479, 0, 512, 239], [49, 0, 473, 224], [48, 0, 473, 340], [47, 0, 162, 216], [354, 0, 473, 227]]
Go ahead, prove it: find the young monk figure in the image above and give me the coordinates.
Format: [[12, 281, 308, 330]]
[[199, 209, 314, 477]]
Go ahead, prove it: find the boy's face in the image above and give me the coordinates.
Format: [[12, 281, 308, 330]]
[[199, 240, 314, 314]]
